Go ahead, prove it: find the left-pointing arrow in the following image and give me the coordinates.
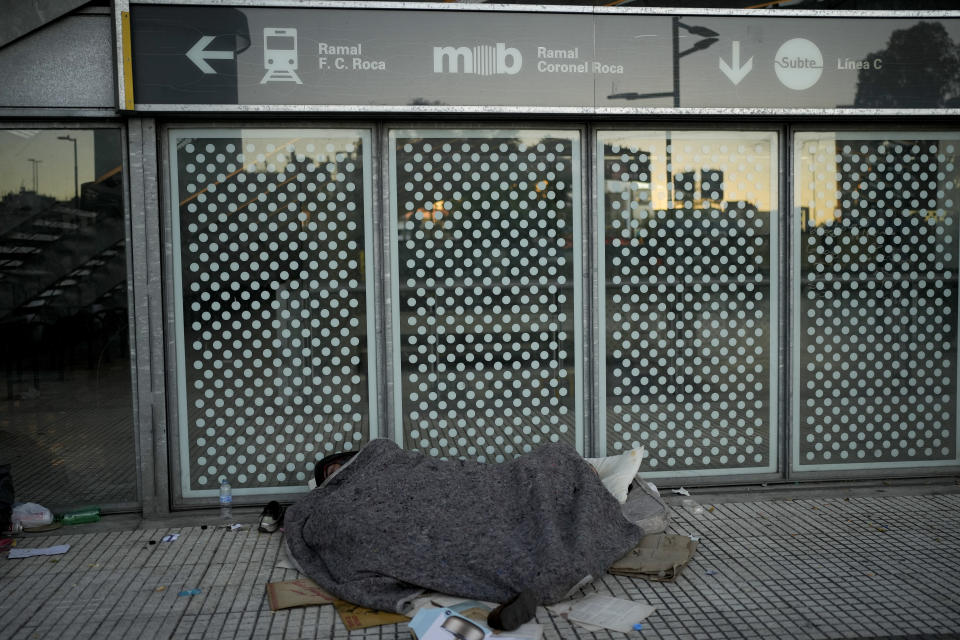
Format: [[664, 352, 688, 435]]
[[186, 35, 235, 74]]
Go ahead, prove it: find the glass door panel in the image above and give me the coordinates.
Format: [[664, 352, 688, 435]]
[[793, 132, 960, 472], [169, 128, 377, 498], [389, 129, 582, 461], [0, 127, 135, 509], [597, 130, 779, 477]]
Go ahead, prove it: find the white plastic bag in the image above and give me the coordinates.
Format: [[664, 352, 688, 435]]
[[12, 502, 53, 528], [585, 447, 646, 503]]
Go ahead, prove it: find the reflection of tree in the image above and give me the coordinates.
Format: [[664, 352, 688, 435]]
[[854, 21, 960, 108]]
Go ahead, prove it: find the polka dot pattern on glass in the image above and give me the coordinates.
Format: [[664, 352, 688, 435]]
[[175, 132, 372, 490], [394, 133, 579, 462], [796, 136, 958, 466], [600, 135, 775, 471]]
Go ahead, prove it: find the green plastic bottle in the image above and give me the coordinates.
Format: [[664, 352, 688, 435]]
[[60, 508, 101, 525]]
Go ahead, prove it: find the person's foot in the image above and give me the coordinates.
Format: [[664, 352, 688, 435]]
[[487, 590, 537, 630]]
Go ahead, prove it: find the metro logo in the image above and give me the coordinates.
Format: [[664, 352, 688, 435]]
[[433, 43, 522, 75]]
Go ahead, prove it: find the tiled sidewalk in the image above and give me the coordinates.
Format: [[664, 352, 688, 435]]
[[2, 491, 960, 639]]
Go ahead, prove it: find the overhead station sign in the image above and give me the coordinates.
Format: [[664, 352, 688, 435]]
[[120, 3, 960, 112]]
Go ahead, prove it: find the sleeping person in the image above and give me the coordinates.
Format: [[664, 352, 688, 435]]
[[283, 439, 656, 631]]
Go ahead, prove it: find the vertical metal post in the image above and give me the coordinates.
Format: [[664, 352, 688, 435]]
[[127, 117, 171, 516], [666, 17, 679, 208], [71, 140, 78, 204], [27, 158, 41, 192], [57, 135, 79, 204], [672, 17, 681, 109]]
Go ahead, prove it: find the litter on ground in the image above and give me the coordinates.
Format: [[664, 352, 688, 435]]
[[563, 594, 655, 634], [266, 578, 336, 611], [8, 544, 70, 558], [333, 600, 410, 630]]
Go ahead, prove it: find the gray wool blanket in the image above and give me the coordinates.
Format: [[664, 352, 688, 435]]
[[283, 439, 643, 613]]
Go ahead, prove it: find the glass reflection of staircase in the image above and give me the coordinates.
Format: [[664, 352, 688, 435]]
[[0, 191, 123, 323]]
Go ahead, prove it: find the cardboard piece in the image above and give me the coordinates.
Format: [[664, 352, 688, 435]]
[[608, 533, 699, 581], [265, 578, 336, 611], [333, 599, 410, 630]]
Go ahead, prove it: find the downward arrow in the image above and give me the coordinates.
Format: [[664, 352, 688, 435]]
[[719, 41, 753, 85], [186, 35, 235, 74]]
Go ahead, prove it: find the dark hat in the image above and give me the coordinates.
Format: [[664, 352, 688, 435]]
[[314, 451, 358, 485]]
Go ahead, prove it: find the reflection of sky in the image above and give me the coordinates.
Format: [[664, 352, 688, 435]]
[[601, 131, 775, 211], [0, 130, 98, 201]]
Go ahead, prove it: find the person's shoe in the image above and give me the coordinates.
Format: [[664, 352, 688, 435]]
[[258, 501, 284, 533], [487, 589, 537, 631]]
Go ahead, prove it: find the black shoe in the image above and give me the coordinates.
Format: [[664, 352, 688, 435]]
[[487, 590, 537, 631], [258, 501, 284, 533]]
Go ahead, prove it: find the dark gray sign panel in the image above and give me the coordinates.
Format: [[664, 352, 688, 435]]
[[124, 4, 960, 111], [131, 5, 251, 104], [596, 15, 960, 110]]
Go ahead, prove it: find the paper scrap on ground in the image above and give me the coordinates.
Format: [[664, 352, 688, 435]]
[[410, 608, 487, 640], [672, 487, 691, 496], [545, 600, 604, 632], [409, 594, 488, 619], [567, 594, 655, 634], [334, 599, 410, 630], [445, 599, 541, 640], [266, 578, 336, 611], [8, 544, 70, 558], [409, 604, 541, 640], [275, 544, 299, 570]]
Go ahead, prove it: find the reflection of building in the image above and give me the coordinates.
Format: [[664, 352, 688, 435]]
[[672, 170, 696, 206], [802, 138, 955, 277], [673, 168, 724, 208], [602, 144, 653, 240], [700, 168, 724, 204]]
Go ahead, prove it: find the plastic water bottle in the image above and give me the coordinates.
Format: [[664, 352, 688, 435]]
[[60, 507, 101, 525], [219, 479, 232, 519], [681, 498, 704, 515]]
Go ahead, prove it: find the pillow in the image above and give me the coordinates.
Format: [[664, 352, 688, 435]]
[[585, 447, 646, 504]]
